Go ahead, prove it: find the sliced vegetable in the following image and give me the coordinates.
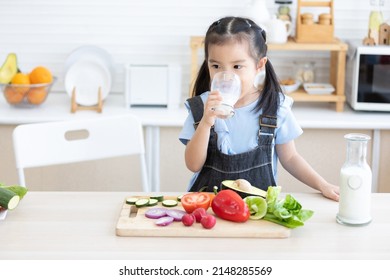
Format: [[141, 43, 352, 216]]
[[148, 198, 159, 206], [244, 196, 267, 220], [181, 193, 210, 213], [145, 208, 167, 219], [126, 197, 139, 205], [155, 216, 174, 226], [211, 189, 250, 223], [176, 194, 184, 202], [150, 195, 164, 202], [135, 198, 150, 208], [0, 187, 20, 210], [162, 199, 178, 207], [166, 209, 186, 221]]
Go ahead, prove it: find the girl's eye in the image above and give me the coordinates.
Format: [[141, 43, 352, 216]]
[[211, 64, 219, 69], [234, 65, 242, 69]]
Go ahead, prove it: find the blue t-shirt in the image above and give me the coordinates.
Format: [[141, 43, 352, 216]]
[[179, 92, 303, 189]]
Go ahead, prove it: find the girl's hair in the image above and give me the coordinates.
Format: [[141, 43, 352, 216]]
[[192, 16, 283, 116]]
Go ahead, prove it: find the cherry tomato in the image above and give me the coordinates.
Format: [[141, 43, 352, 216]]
[[182, 213, 195, 226], [192, 207, 207, 223], [181, 193, 211, 214], [201, 215, 217, 229]]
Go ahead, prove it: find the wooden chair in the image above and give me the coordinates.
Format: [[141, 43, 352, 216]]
[[12, 115, 149, 192]]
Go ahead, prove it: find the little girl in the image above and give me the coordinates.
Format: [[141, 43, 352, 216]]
[[179, 16, 339, 201]]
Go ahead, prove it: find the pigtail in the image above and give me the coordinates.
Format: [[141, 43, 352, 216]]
[[256, 60, 284, 116], [192, 60, 210, 97]]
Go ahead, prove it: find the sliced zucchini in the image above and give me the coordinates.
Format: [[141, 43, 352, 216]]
[[150, 195, 164, 202], [148, 198, 158, 206], [176, 194, 184, 202], [162, 199, 178, 207], [125, 197, 139, 205], [135, 198, 150, 208]]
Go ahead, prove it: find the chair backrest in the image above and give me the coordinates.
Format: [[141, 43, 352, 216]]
[[12, 114, 149, 192]]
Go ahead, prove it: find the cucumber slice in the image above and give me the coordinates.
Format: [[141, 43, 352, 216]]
[[125, 197, 139, 205], [148, 198, 158, 206], [162, 199, 178, 207], [176, 194, 184, 202], [150, 195, 164, 202], [135, 198, 150, 208]]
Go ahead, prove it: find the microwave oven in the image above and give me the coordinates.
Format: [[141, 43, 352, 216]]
[[346, 40, 390, 112]]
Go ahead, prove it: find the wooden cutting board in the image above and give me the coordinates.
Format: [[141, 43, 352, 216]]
[[116, 196, 291, 238]]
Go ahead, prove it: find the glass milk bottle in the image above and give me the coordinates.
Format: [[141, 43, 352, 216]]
[[337, 134, 372, 226]]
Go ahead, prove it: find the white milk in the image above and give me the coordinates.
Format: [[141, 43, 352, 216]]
[[337, 165, 372, 225]]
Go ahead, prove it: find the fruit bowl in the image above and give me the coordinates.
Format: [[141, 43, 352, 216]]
[[1, 77, 56, 107], [280, 78, 301, 94]]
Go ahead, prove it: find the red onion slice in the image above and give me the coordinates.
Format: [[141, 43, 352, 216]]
[[145, 208, 167, 219], [166, 209, 186, 221], [155, 216, 174, 226]]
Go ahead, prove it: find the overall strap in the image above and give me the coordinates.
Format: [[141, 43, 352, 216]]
[[187, 96, 204, 129], [258, 114, 277, 145]]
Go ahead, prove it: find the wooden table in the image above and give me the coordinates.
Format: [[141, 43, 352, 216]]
[[1, 191, 389, 260]]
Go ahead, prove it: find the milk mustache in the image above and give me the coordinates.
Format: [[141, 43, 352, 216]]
[[337, 133, 372, 226]]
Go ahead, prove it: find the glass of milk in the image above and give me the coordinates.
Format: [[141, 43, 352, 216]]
[[210, 71, 241, 119], [337, 133, 372, 226]]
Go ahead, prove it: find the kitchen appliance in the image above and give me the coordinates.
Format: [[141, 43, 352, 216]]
[[346, 40, 390, 111], [125, 64, 181, 108]]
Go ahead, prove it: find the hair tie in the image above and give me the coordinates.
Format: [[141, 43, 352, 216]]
[[245, 20, 252, 28]]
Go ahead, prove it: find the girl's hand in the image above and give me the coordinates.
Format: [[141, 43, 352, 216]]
[[201, 91, 222, 127], [320, 183, 340, 201]]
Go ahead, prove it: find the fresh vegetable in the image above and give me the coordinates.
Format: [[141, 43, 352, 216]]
[[181, 193, 210, 213], [192, 207, 207, 223], [201, 215, 217, 229], [135, 198, 150, 208], [263, 186, 314, 228], [176, 194, 184, 202], [145, 208, 167, 219], [0, 187, 20, 210], [155, 216, 174, 226], [221, 180, 266, 198], [148, 198, 158, 206], [166, 209, 186, 221], [150, 195, 164, 202], [211, 189, 250, 223], [126, 197, 138, 205], [162, 199, 178, 207], [182, 213, 195, 226], [0, 185, 28, 200], [244, 196, 267, 220]]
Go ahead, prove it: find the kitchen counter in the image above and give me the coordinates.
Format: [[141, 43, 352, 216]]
[[1, 191, 389, 260]]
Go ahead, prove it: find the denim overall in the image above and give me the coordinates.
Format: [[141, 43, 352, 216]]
[[187, 96, 277, 192]]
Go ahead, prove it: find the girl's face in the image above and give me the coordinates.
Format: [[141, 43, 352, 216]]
[[207, 40, 266, 99]]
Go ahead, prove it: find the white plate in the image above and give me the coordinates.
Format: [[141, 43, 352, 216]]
[[304, 83, 335, 94], [64, 60, 111, 106]]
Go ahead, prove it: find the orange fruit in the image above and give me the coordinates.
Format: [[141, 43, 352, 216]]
[[10, 72, 30, 95], [29, 66, 53, 84], [4, 85, 25, 104], [27, 86, 47, 105]]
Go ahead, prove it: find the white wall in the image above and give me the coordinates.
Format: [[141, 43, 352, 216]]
[[1, 0, 390, 102]]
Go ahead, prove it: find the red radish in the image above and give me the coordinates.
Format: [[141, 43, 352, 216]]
[[145, 208, 167, 219], [182, 213, 195, 226], [201, 215, 216, 229], [192, 207, 207, 223], [155, 216, 174, 226]]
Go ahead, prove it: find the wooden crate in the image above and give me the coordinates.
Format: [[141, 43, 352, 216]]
[[295, 0, 335, 43]]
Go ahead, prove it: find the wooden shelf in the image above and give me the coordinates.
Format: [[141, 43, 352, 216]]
[[189, 36, 348, 112]]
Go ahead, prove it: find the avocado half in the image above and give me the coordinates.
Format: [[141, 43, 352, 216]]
[[221, 180, 267, 199], [0, 53, 18, 84]]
